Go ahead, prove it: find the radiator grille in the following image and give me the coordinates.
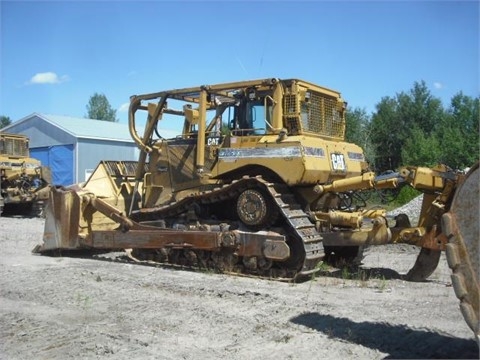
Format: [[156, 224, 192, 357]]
[[283, 91, 345, 139], [102, 161, 147, 177], [284, 94, 298, 115], [0, 137, 28, 157], [306, 92, 344, 139]]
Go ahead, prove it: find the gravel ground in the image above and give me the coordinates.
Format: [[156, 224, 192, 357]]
[[0, 211, 478, 360]]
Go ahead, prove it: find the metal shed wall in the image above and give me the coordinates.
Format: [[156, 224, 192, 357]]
[[77, 139, 140, 182], [3, 115, 77, 146]]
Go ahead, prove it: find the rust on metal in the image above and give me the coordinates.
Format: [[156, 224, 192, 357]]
[[40, 186, 81, 251], [83, 229, 228, 251], [420, 225, 447, 251], [236, 231, 289, 260]]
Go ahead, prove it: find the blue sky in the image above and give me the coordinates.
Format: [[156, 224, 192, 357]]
[[1, 1, 478, 132]]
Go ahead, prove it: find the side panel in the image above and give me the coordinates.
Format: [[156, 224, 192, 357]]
[[214, 135, 366, 185], [302, 139, 366, 183], [216, 142, 306, 185], [167, 140, 199, 185]]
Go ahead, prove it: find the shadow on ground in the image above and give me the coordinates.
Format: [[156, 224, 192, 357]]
[[318, 266, 405, 281], [291, 312, 479, 359]]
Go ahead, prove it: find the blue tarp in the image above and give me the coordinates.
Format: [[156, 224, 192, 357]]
[[31, 145, 74, 186]]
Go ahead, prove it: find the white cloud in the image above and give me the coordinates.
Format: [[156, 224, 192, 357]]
[[433, 82, 444, 89], [118, 102, 130, 112], [28, 72, 70, 85]]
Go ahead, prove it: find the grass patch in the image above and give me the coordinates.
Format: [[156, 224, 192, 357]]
[[390, 186, 422, 207], [352, 186, 421, 212]]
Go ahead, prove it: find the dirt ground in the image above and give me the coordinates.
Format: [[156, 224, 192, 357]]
[[0, 216, 478, 360]]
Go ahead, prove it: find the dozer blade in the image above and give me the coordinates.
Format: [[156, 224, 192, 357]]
[[442, 162, 479, 342], [33, 186, 83, 252]]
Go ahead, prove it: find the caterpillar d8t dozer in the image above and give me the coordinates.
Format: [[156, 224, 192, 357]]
[[33, 78, 479, 340]]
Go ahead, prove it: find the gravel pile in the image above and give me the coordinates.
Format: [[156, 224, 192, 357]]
[[387, 195, 423, 226]]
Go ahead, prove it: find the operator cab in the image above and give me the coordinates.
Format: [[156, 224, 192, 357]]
[[227, 89, 272, 136]]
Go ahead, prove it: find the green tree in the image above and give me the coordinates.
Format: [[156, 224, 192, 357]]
[[0, 115, 12, 129], [345, 107, 375, 165], [436, 93, 479, 169], [401, 124, 441, 167], [369, 96, 402, 171], [397, 81, 444, 136], [369, 81, 445, 172], [85, 93, 118, 122], [221, 121, 230, 135], [345, 107, 363, 143]]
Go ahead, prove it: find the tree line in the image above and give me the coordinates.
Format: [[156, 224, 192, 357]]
[[345, 80, 479, 173]]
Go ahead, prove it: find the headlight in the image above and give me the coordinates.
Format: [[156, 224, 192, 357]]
[[24, 163, 40, 169]]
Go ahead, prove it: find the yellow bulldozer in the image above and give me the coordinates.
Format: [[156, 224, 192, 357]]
[[0, 133, 51, 216], [33, 78, 479, 340]]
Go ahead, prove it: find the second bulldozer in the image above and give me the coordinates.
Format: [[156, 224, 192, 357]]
[[0, 132, 51, 216]]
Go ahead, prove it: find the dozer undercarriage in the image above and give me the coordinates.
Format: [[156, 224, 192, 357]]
[[37, 163, 323, 279], [33, 78, 479, 340]]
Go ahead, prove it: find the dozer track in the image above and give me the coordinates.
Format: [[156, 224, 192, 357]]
[[442, 163, 480, 342], [130, 176, 324, 279]]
